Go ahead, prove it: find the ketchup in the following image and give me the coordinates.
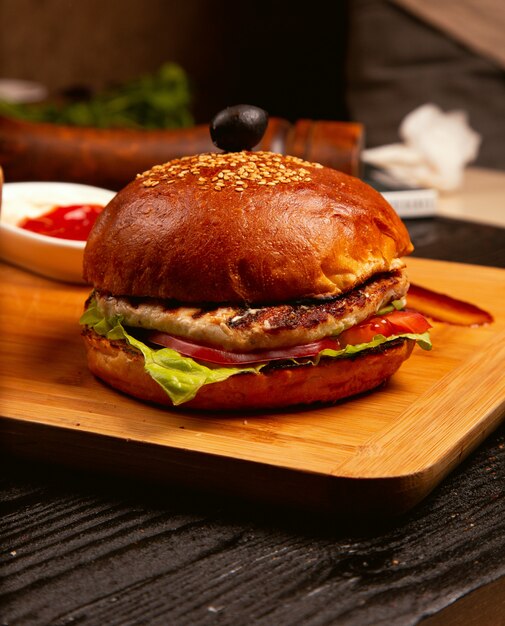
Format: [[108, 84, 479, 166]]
[[407, 283, 493, 326], [19, 204, 103, 241]]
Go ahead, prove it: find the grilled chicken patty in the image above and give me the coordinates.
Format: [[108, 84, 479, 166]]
[[94, 269, 409, 352]]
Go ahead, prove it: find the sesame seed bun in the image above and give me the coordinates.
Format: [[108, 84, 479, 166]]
[[81, 150, 419, 411], [83, 330, 415, 410], [83, 151, 412, 303]]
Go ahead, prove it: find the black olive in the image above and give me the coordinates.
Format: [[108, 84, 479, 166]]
[[210, 104, 268, 152]]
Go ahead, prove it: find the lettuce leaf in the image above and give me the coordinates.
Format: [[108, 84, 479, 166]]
[[80, 299, 431, 405], [80, 300, 263, 405], [316, 331, 431, 361], [376, 298, 406, 315]]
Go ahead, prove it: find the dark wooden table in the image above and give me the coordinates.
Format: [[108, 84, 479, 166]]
[[2, 217, 505, 626]]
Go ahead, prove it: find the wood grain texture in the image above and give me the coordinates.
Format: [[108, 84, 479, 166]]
[[1, 257, 504, 515], [1, 422, 504, 626]]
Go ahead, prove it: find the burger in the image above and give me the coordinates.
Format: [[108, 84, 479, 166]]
[[80, 150, 431, 410]]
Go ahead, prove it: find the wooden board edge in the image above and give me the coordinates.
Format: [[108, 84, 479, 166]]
[[0, 415, 439, 519], [336, 332, 505, 480]]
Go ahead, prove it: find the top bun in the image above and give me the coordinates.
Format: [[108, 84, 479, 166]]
[[83, 151, 413, 304]]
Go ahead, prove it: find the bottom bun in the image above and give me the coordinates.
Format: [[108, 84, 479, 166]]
[[83, 331, 415, 410]]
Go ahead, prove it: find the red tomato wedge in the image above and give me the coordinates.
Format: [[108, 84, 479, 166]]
[[339, 309, 431, 346], [146, 310, 431, 366]]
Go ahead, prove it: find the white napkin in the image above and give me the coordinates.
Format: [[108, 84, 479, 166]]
[[363, 104, 481, 191]]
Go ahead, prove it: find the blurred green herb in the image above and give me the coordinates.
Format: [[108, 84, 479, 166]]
[[0, 63, 193, 129]]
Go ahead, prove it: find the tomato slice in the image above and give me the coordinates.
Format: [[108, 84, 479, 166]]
[[146, 310, 431, 366], [385, 309, 432, 334], [339, 309, 431, 346], [339, 316, 394, 346]]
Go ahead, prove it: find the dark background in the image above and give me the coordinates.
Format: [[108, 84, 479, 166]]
[[0, 0, 349, 124], [1, 0, 504, 168]]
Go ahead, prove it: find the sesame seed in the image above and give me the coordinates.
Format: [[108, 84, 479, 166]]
[[136, 151, 323, 190]]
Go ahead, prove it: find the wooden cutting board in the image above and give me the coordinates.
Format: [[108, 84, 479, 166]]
[[1, 258, 504, 517]]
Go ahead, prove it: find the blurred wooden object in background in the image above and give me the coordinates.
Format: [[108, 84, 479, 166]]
[[0, 116, 363, 190]]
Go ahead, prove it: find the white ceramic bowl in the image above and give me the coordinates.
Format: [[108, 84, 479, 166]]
[[0, 181, 115, 283]]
